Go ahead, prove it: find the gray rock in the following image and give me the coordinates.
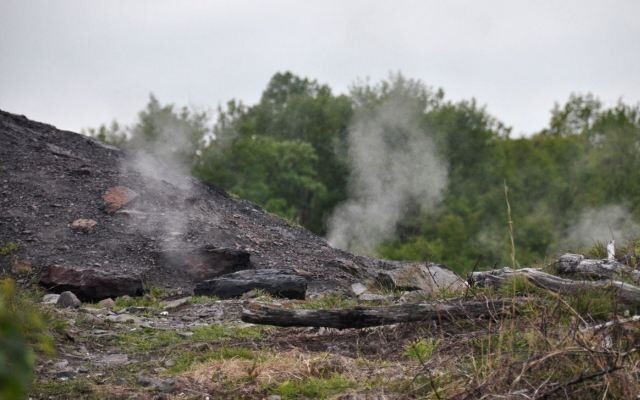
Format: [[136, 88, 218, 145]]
[[194, 268, 307, 299], [106, 314, 143, 324], [40, 265, 143, 301], [398, 290, 431, 303], [42, 293, 60, 304], [56, 291, 81, 308], [377, 262, 466, 294], [101, 353, 128, 366], [53, 360, 69, 370], [162, 297, 191, 311], [351, 282, 368, 296], [137, 374, 176, 392]]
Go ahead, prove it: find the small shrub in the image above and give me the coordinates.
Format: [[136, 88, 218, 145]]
[[0, 279, 55, 400], [404, 338, 439, 363], [569, 287, 617, 320]]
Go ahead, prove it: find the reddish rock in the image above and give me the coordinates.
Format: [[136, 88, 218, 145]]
[[102, 186, 138, 214], [98, 298, 116, 309], [40, 265, 144, 301], [70, 218, 97, 233]]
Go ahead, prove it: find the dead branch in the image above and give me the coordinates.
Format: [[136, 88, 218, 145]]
[[555, 253, 640, 283], [468, 267, 640, 304]]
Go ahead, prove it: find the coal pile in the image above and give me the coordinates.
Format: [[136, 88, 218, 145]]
[[0, 109, 403, 299]]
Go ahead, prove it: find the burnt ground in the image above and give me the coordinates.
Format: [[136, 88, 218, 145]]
[[0, 109, 384, 296]]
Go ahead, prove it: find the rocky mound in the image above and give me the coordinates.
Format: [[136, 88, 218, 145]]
[[0, 109, 463, 300]]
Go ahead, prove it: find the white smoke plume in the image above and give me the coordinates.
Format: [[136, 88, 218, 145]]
[[119, 104, 209, 247], [327, 93, 447, 255], [566, 204, 640, 249]]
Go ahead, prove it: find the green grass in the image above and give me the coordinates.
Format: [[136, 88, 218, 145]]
[[167, 346, 258, 374], [116, 324, 265, 354], [568, 287, 619, 320], [117, 328, 182, 352], [31, 379, 97, 399], [191, 324, 264, 341], [112, 287, 167, 312], [270, 375, 357, 399], [298, 293, 359, 310], [188, 295, 219, 304]]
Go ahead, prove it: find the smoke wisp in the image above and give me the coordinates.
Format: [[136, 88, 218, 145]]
[[566, 204, 640, 249], [327, 94, 447, 254], [120, 110, 208, 248]]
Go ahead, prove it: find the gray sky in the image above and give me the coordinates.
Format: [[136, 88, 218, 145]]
[[1, 0, 639, 136]]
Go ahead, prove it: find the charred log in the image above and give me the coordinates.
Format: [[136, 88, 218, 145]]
[[194, 268, 307, 299], [241, 298, 526, 329]]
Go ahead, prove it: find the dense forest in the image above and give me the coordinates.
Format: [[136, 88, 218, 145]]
[[85, 72, 640, 273]]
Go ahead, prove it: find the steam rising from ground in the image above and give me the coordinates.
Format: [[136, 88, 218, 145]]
[[120, 114, 205, 247], [327, 95, 447, 254], [566, 205, 640, 248]]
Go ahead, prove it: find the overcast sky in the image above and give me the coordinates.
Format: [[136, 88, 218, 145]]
[[1, 0, 639, 136]]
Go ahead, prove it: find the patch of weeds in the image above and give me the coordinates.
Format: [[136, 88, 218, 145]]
[[117, 328, 182, 353], [250, 289, 278, 302], [113, 287, 166, 312], [31, 378, 97, 399], [271, 374, 357, 399], [404, 338, 439, 363], [1, 279, 55, 399], [584, 241, 608, 259], [385, 375, 444, 398], [0, 242, 19, 256], [568, 287, 618, 320], [167, 346, 258, 374], [191, 324, 264, 341], [497, 275, 548, 298], [188, 295, 219, 304], [299, 293, 358, 310]]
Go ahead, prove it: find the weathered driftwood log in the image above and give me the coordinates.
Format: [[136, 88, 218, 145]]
[[469, 267, 640, 304], [241, 298, 525, 329], [555, 253, 640, 283]]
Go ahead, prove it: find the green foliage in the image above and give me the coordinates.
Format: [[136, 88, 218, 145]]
[[117, 324, 264, 353], [568, 288, 618, 320], [0, 242, 19, 256], [404, 338, 439, 363], [272, 375, 356, 399], [0, 279, 55, 400]]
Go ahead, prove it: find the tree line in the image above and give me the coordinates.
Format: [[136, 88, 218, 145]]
[[85, 72, 640, 273]]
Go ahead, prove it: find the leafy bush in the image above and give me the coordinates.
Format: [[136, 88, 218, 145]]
[[0, 279, 54, 400]]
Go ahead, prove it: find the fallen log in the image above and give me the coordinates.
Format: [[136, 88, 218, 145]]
[[468, 267, 640, 304], [241, 298, 526, 329], [555, 253, 640, 283]]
